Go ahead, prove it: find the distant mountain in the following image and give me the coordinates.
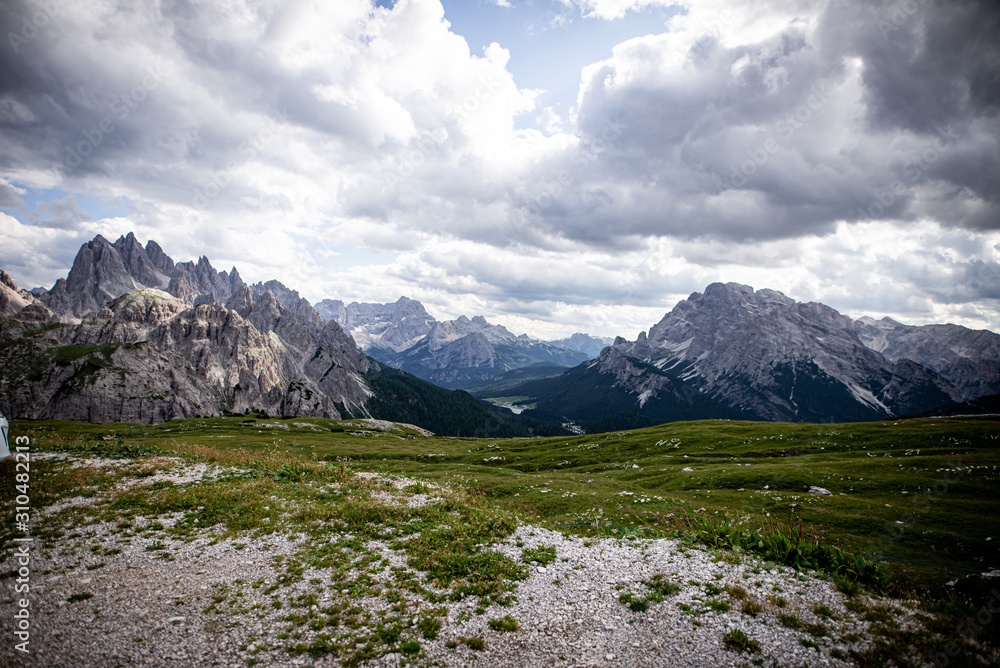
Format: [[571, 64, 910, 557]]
[[547, 333, 614, 358], [317, 296, 436, 353], [317, 297, 592, 390], [502, 283, 965, 427], [0, 235, 566, 437], [853, 316, 1000, 401], [373, 315, 590, 390]]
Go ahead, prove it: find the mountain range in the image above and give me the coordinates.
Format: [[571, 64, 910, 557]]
[[2, 233, 998, 432], [314, 297, 609, 389], [495, 283, 1000, 430], [0, 234, 567, 436]]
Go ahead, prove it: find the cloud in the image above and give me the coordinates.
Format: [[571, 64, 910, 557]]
[[0, 177, 24, 207], [0, 0, 997, 337], [558, 0, 676, 20], [28, 195, 93, 229], [545, 0, 999, 245]]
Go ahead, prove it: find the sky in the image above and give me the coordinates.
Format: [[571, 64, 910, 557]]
[[0, 0, 998, 340]]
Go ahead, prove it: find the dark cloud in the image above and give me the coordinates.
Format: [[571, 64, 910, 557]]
[[0, 179, 23, 207], [509, 0, 999, 246]]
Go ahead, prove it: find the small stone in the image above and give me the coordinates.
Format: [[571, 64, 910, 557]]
[[167, 616, 185, 624]]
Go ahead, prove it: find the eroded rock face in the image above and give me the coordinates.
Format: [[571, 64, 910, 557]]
[[0, 289, 371, 424]]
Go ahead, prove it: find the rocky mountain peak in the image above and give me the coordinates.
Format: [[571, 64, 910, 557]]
[[225, 284, 255, 317], [144, 240, 174, 273], [250, 280, 320, 324], [114, 232, 166, 288], [608, 282, 962, 422], [0, 270, 36, 316], [1, 270, 20, 292]]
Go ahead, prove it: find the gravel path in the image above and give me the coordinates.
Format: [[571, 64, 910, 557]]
[[0, 455, 928, 667]]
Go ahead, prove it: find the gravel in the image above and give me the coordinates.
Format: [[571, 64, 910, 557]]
[[0, 455, 927, 667]]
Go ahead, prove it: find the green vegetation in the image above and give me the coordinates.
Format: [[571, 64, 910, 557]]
[[722, 628, 760, 654], [520, 545, 557, 566], [1, 414, 999, 666], [7, 415, 1000, 584], [619, 573, 682, 612], [487, 615, 519, 632], [363, 367, 570, 437]]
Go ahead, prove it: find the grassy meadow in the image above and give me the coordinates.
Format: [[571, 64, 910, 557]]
[[7, 415, 999, 587], [2, 414, 999, 665]]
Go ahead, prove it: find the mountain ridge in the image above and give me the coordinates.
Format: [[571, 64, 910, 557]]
[[0, 235, 570, 436], [3, 236, 1000, 430]]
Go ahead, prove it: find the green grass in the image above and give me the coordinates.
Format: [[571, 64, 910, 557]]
[[487, 615, 520, 632], [722, 628, 760, 654], [2, 415, 999, 666], [520, 545, 557, 566]]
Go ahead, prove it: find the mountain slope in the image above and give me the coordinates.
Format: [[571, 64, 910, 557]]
[[511, 346, 750, 429], [853, 316, 1000, 401]]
